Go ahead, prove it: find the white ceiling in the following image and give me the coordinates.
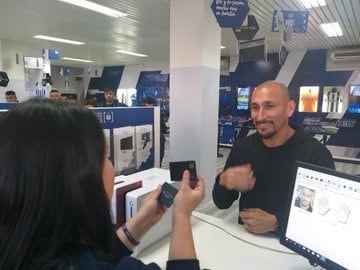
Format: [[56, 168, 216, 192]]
[[0, 0, 359, 68]]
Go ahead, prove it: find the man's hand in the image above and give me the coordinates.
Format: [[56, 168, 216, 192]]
[[219, 164, 256, 192], [239, 208, 278, 234]]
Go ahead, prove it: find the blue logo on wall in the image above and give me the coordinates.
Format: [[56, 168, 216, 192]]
[[104, 111, 114, 123], [211, 0, 249, 28]]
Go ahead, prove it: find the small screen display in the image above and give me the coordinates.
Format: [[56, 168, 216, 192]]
[[237, 87, 251, 110]]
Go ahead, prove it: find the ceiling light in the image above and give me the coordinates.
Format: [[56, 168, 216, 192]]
[[298, 0, 326, 8], [220, 45, 226, 49], [320, 22, 343, 37], [117, 50, 148, 57], [62, 57, 93, 63], [57, 0, 127, 18], [34, 35, 84, 45]]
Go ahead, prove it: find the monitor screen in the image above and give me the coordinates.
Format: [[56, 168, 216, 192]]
[[238, 38, 267, 63], [280, 161, 360, 270], [348, 85, 360, 113], [219, 87, 232, 114], [237, 86, 251, 110]]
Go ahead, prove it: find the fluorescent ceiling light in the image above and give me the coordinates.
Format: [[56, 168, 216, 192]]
[[320, 22, 343, 37], [57, 0, 127, 18], [220, 45, 226, 49], [298, 0, 326, 8], [62, 57, 93, 63], [34, 35, 84, 45], [117, 50, 148, 57]]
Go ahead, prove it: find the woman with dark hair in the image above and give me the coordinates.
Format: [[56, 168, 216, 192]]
[[0, 99, 204, 270]]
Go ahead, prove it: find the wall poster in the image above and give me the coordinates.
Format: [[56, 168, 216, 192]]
[[321, 86, 344, 113], [299, 86, 319, 112]]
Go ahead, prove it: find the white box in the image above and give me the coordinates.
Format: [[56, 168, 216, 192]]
[[103, 129, 111, 160], [113, 126, 136, 175], [135, 124, 153, 169], [110, 176, 142, 226], [124, 169, 176, 256]]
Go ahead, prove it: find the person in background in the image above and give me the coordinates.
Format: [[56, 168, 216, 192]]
[[100, 88, 128, 107], [0, 99, 204, 270], [5, 90, 18, 102], [212, 80, 334, 235], [143, 96, 168, 167], [83, 99, 98, 108], [65, 95, 77, 105], [49, 89, 61, 102]]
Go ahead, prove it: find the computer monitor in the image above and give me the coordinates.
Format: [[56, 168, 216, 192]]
[[280, 161, 360, 270], [238, 38, 267, 63]]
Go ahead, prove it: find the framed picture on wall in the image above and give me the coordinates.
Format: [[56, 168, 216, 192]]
[[299, 86, 319, 113], [321, 86, 344, 113]]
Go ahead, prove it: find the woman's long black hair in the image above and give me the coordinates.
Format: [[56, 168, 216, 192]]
[[0, 99, 114, 269]]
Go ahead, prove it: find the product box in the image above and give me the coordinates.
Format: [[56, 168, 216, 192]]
[[125, 180, 178, 256], [134, 124, 153, 169], [111, 179, 143, 227], [113, 126, 136, 175]]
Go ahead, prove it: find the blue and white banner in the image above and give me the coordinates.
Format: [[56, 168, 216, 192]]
[[59, 67, 70, 76], [271, 10, 309, 33], [42, 49, 61, 60], [211, 0, 249, 28]]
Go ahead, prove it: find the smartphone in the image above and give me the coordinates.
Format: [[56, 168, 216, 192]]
[[169, 160, 197, 181], [159, 182, 178, 207]]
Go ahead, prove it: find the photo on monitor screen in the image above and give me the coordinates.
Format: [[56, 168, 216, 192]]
[[237, 86, 251, 110], [321, 86, 344, 113], [299, 86, 319, 112], [348, 85, 360, 113]]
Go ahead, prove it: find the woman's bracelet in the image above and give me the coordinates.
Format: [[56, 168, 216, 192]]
[[121, 223, 140, 246]]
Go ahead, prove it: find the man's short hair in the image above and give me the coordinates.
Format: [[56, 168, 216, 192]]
[[103, 88, 115, 93], [143, 96, 155, 105], [83, 99, 98, 107], [5, 90, 16, 96], [50, 89, 60, 94]]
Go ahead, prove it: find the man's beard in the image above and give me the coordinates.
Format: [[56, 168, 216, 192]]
[[254, 120, 276, 139]]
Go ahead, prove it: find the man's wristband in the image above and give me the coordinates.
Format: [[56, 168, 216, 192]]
[[121, 223, 140, 246]]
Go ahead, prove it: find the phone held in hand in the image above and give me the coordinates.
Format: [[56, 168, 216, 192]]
[[159, 182, 178, 207]]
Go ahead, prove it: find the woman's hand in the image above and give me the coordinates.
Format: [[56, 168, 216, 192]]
[[117, 185, 167, 250], [173, 170, 205, 219], [169, 170, 205, 260]]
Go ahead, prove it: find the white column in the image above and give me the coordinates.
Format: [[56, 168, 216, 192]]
[[170, 0, 221, 203], [0, 38, 3, 71]]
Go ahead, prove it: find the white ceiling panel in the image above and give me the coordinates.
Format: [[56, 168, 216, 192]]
[[0, 0, 358, 68]]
